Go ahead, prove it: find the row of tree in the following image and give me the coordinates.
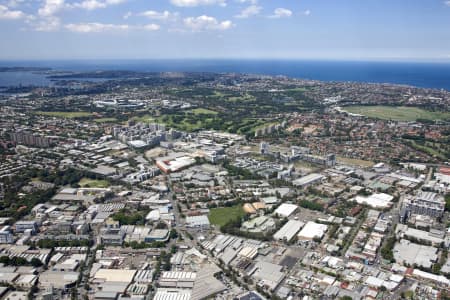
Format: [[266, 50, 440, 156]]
[[0, 256, 43, 268]]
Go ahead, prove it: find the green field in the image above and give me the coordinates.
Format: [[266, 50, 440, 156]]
[[188, 108, 218, 115], [133, 114, 215, 132], [228, 93, 256, 103], [78, 178, 110, 188], [36, 111, 93, 118], [344, 106, 450, 122], [404, 140, 447, 160], [253, 121, 280, 131], [94, 117, 117, 123], [132, 115, 157, 123], [208, 206, 246, 227]]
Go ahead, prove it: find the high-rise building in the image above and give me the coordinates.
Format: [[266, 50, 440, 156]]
[[10, 131, 53, 148], [405, 191, 445, 218], [260, 142, 269, 154], [0, 226, 14, 244]]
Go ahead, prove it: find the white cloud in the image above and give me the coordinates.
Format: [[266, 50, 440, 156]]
[[65, 22, 160, 33], [0, 4, 25, 19], [73, 0, 127, 11], [269, 7, 292, 19], [142, 23, 160, 31], [65, 22, 129, 32], [236, 0, 257, 4], [35, 16, 60, 31], [123, 11, 132, 19], [7, 0, 26, 8], [445, 1, 450, 6], [74, 0, 105, 10], [235, 5, 261, 18], [33, 0, 66, 31], [303, 9, 311, 16], [171, 0, 226, 7], [138, 10, 177, 21], [184, 15, 233, 31], [34, 0, 67, 32], [105, 0, 126, 4], [38, 0, 65, 17]]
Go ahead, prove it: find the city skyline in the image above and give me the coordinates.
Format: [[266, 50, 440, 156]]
[[0, 0, 450, 60]]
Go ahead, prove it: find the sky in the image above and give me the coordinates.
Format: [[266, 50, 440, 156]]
[[1, 0, 450, 60]]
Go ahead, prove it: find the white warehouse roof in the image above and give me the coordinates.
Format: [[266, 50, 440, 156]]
[[293, 173, 325, 187], [274, 203, 298, 217], [186, 215, 210, 227], [94, 269, 137, 283], [154, 288, 192, 300], [354, 193, 394, 209], [297, 221, 328, 240], [273, 220, 304, 241]]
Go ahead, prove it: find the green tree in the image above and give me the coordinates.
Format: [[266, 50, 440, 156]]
[[30, 257, 43, 268]]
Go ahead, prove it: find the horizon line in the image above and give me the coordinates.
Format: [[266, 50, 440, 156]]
[[1, 57, 450, 64]]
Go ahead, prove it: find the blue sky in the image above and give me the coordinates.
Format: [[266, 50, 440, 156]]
[[0, 0, 450, 60]]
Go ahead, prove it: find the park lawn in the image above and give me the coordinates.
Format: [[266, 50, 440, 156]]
[[36, 111, 93, 118], [78, 178, 110, 188], [179, 120, 205, 131], [188, 108, 218, 115], [406, 140, 446, 160], [236, 119, 278, 135], [227, 93, 255, 103], [132, 115, 158, 123], [229, 118, 261, 133], [212, 90, 227, 98], [252, 121, 280, 131], [94, 117, 117, 123], [208, 206, 246, 227], [344, 106, 450, 122], [161, 114, 217, 131], [133, 114, 207, 131]]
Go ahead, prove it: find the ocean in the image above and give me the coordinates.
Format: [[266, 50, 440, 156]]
[[1, 59, 450, 90]]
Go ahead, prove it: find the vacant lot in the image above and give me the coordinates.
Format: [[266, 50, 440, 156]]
[[208, 206, 246, 227], [344, 106, 450, 122], [36, 111, 93, 118], [337, 156, 375, 168]]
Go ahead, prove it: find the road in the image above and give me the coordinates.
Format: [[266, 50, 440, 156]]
[[78, 238, 96, 299]]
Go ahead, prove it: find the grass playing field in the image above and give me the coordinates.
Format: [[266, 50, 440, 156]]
[[78, 178, 110, 188], [36, 111, 93, 118], [188, 108, 218, 115], [344, 106, 450, 122], [94, 117, 118, 123], [208, 205, 246, 227]]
